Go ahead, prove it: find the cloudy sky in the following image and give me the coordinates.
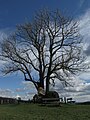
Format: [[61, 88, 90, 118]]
[[0, 0, 90, 102]]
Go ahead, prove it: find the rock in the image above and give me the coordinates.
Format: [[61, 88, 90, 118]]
[[45, 91, 59, 98], [33, 94, 42, 103]]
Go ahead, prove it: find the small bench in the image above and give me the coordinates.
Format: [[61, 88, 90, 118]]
[[41, 98, 60, 106]]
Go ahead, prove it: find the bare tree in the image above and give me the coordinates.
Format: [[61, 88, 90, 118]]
[[0, 9, 87, 95]]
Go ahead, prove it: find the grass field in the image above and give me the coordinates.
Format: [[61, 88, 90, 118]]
[[0, 103, 90, 120]]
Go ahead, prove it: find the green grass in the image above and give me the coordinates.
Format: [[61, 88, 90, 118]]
[[0, 103, 90, 120]]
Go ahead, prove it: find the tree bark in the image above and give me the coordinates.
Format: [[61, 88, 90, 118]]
[[46, 79, 49, 95]]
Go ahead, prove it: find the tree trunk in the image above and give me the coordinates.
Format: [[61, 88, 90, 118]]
[[40, 79, 44, 89], [46, 78, 49, 95], [37, 80, 44, 90]]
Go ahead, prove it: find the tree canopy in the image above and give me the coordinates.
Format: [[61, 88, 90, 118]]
[[0, 9, 88, 94]]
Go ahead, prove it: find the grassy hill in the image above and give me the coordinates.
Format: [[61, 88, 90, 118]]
[[0, 103, 90, 120]]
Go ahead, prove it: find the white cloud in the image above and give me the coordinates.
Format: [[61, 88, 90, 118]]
[[0, 88, 15, 98], [79, 0, 85, 8], [48, 74, 90, 102], [79, 9, 90, 43], [0, 29, 10, 69], [15, 81, 37, 100], [0, 32, 7, 41]]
